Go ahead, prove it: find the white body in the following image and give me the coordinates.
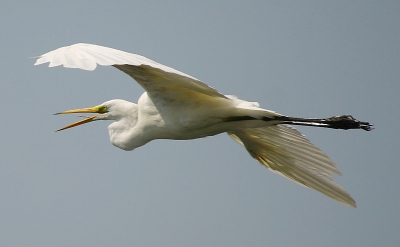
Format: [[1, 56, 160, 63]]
[[107, 93, 277, 150]]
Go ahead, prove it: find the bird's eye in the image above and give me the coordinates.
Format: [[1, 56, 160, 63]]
[[99, 105, 108, 113]]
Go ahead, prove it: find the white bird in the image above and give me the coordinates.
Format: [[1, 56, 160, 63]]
[[35, 43, 372, 207]]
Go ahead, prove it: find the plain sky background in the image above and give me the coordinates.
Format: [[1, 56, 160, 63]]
[[1, 1, 399, 246]]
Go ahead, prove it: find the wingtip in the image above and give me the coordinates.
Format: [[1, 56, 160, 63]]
[[346, 199, 357, 208]]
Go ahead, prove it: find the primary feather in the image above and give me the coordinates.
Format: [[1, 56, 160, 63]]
[[228, 125, 355, 207]]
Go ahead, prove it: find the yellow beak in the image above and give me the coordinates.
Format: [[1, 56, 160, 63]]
[[55, 105, 107, 131]]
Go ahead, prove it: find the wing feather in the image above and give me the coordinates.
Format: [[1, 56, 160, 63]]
[[228, 125, 356, 207], [34, 43, 226, 99]]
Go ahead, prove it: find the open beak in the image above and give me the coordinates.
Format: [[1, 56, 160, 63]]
[[54, 105, 106, 132]]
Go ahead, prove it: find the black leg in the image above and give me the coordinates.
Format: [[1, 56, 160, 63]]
[[266, 115, 373, 131]]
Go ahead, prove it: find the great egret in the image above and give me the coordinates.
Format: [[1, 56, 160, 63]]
[[35, 43, 372, 207]]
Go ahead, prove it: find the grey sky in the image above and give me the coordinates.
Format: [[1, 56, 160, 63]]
[[1, 1, 399, 246]]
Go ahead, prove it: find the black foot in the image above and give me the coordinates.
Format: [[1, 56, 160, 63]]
[[326, 115, 373, 131]]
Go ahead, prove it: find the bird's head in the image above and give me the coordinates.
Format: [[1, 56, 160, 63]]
[[54, 99, 137, 131]]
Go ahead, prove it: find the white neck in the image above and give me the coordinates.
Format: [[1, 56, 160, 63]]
[[102, 100, 145, 150]]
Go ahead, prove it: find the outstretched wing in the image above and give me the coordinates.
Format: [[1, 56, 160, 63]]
[[228, 125, 356, 207], [34, 43, 227, 100]]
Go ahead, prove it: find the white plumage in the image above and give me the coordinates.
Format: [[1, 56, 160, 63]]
[[35, 43, 372, 207]]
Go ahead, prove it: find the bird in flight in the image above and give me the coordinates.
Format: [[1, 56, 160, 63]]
[[35, 43, 372, 207]]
